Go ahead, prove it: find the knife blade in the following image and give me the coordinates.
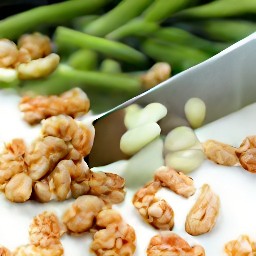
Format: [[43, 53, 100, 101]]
[[87, 32, 256, 167]]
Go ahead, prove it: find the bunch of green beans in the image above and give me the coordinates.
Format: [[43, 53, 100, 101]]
[[0, 0, 255, 112]]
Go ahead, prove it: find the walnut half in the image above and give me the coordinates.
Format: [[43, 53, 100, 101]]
[[185, 184, 220, 236]]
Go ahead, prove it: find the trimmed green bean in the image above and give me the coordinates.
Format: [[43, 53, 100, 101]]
[[20, 64, 141, 95], [83, 0, 153, 36], [188, 20, 256, 42], [153, 27, 229, 55], [106, 19, 159, 40], [142, 39, 211, 72], [55, 27, 147, 65], [174, 0, 256, 19], [67, 49, 98, 71], [99, 59, 122, 73], [143, 0, 192, 22], [0, 0, 108, 39]]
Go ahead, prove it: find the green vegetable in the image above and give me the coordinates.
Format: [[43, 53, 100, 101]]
[[106, 19, 159, 40], [55, 26, 147, 65], [174, 0, 256, 19], [142, 39, 211, 72], [106, 0, 191, 40], [67, 49, 98, 71], [83, 0, 154, 36], [185, 20, 256, 42], [0, 0, 108, 39], [153, 27, 229, 55], [99, 59, 122, 73], [143, 0, 192, 22], [20, 64, 141, 95]]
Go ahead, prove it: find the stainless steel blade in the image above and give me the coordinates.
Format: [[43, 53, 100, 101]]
[[87, 32, 256, 167]]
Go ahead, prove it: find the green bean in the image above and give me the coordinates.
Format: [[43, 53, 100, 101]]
[[67, 49, 98, 71], [83, 0, 154, 37], [72, 15, 100, 32], [106, 19, 158, 40], [20, 64, 141, 96], [107, 0, 191, 40], [143, 0, 192, 22], [99, 59, 122, 73], [0, 0, 108, 40], [55, 27, 147, 65], [187, 20, 256, 42], [153, 27, 229, 55], [142, 39, 211, 72], [174, 0, 256, 19]]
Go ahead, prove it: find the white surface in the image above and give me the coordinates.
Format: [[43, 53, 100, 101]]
[[1, 89, 256, 255]]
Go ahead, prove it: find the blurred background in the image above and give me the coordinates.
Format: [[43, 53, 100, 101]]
[[0, 0, 255, 112]]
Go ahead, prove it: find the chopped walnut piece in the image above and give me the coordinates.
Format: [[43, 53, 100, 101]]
[[147, 232, 205, 256], [13, 243, 63, 256], [29, 211, 65, 248], [88, 171, 125, 204], [34, 160, 72, 202], [224, 235, 256, 256], [15, 48, 31, 67], [0, 139, 27, 189], [62, 195, 105, 234], [25, 136, 69, 181], [133, 181, 174, 230], [0, 39, 19, 68], [141, 62, 171, 90], [13, 211, 64, 256], [154, 166, 196, 198], [185, 184, 220, 236], [203, 140, 239, 166], [19, 88, 90, 125], [236, 136, 256, 173], [41, 115, 94, 157], [17, 33, 52, 60], [0, 246, 12, 256], [17, 53, 60, 80], [5, 173, 32, 203], [91, 209, 136, 256]]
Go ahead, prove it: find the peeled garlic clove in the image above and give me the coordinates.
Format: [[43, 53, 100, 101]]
[[124, 102, 167, 129], [164, 126, 198, 152], [124, 138, 164, 188], [184, 97, 206, 128], [165, 149, 205, 173], [120, 122, 161, 155], [124, 104, 142, 129]]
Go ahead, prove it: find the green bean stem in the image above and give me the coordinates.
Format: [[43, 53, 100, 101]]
[[142, 39, 211, 72], [0, 0, 108, 39], [83, 0, 154, 36], [174, 0, 256, 19], [55, 26, 147, 65], [153, 27, 229, 55]]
